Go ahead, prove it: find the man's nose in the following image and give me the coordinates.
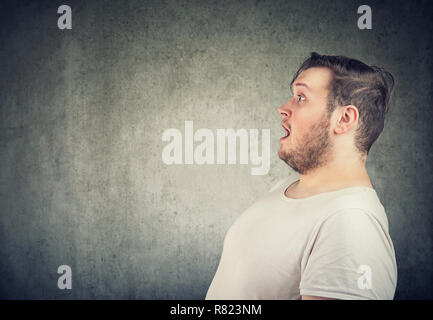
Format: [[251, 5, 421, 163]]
[[278, 100, 292, 119]]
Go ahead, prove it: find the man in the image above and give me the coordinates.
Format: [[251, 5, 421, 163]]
[[205, 52, 397, 300]]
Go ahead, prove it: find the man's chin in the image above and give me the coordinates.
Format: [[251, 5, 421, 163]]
[[277, 149, 302, 173], [277, 149, 285, 161], [278, 152, 291, 166], [278, 147, 290, 161]]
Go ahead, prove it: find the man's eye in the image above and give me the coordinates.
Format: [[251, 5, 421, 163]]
[[297, 95, 305, 102]]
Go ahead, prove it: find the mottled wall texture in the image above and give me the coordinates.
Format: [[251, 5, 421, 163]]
[[1, 0, 432, 299]]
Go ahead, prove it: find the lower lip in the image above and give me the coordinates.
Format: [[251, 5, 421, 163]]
[[280, 135, 290, 143]]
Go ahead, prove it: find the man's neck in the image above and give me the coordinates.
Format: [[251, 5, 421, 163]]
[[289, 155, 373, 197]]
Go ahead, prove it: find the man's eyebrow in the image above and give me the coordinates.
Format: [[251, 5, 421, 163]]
[[291, 82, 311, 91]]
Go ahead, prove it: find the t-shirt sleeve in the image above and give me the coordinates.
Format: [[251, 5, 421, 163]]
[[299, 208, 397, 300]]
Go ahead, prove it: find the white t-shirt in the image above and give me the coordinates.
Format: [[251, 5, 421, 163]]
[[205, 175, 398, 300]]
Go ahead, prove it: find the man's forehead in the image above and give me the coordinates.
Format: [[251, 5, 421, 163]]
[[292, 67, 333, 92]]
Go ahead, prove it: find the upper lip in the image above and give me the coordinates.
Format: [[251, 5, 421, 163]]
[[282, 122, 290, 134]]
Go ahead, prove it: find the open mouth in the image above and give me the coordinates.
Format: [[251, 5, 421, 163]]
[[280, 124, 290, 142]]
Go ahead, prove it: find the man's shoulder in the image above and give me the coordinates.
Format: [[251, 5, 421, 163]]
[[317, 188, 389, 232], [327, 187, 382, 209]]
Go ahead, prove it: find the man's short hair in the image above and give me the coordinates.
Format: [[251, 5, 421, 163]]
[[291, 52, 395, 155]]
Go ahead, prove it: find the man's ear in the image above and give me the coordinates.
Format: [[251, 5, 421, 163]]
[[333, 105, 359, 135]]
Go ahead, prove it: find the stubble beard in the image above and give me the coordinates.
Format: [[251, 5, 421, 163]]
[[278, 113, 333, 175]]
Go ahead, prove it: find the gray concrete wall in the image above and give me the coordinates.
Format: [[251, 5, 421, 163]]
[[0, 0, 432, 299]]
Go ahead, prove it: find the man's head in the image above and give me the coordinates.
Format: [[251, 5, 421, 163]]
[[278, 52, 394, 174]]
